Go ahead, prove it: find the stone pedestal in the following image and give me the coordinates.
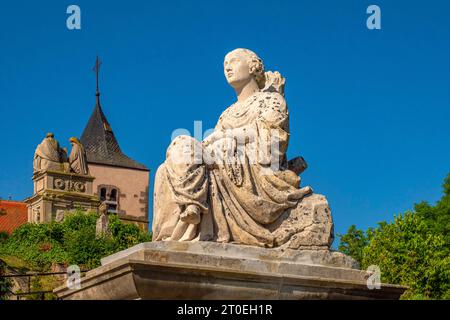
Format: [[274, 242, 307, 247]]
[[54, 241, 406, 300], [25, 170, 100, 223]]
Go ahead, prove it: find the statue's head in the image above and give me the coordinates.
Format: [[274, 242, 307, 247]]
[[69, 137, 80, 145], [224, 48, 265, 90], [69, 137, 85, 154], [46, 132, 54, 139]]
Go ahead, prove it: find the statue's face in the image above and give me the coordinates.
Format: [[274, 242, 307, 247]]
[[224, 52, 252, 88]]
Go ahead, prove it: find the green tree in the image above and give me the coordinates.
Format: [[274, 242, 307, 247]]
[[339, 174, 450, 299], [0, 210, 152, 271], [362, 212, 449, 299], [338, 225, 369, 266]]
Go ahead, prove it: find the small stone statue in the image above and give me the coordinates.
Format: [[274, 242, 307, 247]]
[[33, 133, 64, 173], [69, 137, 89, 175], [33, 208, 41, 223], [96, 202, 110, 237], [55, 210, 65, 223]]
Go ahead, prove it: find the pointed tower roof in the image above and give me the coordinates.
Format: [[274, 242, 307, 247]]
[[80, 57, 148, 171]]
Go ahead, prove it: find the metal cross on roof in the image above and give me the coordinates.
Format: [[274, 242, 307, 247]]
[[93, 56, 102, 96]]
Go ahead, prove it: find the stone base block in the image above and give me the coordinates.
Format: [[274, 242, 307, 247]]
[[25, 170, 100, 223], [54, 241, 406, 300]]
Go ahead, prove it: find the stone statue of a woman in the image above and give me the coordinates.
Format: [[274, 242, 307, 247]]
[[68, 137, 89, 175], [153, 48, 334, 249]]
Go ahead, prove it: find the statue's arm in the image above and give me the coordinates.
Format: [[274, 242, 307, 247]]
[[203, 126, 256, 148], [255, 93, 290, 162], [258, 93, 288, 127], [228, 126, 256, 144], [202, 130, 224, 147]]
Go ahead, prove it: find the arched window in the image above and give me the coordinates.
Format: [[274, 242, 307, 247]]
[[97, 185, 120, 213], [100, 188, 107, 201], [110, 189, 117, 201]]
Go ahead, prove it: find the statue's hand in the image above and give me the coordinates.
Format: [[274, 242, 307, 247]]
[[203, 130, 226, 147]]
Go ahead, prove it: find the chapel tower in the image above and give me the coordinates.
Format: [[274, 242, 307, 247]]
[[80, 57, 149, 231]]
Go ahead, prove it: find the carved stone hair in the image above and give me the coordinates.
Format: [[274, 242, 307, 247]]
[[228, 48, 266, 89], [227, 48, 286, 95]]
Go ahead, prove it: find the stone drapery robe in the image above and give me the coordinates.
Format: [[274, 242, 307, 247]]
[[69, 142, 89, 175], [33, 137, 63, 173], [153, 91, 314, 247]]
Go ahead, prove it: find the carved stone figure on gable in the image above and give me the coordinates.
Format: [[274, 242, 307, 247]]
[[69, 137, 89, 175], [33, 133, 64, 173], [29, 133, 98, 224]]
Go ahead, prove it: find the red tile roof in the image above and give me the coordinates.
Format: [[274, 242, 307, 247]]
[[0, 200, 28, 234]]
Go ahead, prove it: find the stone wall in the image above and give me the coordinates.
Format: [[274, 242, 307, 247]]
[[89, 164, 149, 230]]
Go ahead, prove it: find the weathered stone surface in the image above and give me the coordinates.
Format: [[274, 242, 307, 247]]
[[96, 202, 110, 237], [28, 133, 98, 223], [68, 137, 89, 175], [270, 194, 334, 249], [54, 241, 406, 300], [153, 48, 333, 249], [102, 241, 358, 269], [34, 133, 90, 176], [55, 210, 65, 222], [25, 170, 100, 223], [33, 133, 65, 173]]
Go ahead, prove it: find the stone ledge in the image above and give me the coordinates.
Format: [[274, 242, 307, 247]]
[[101, 241, 359, 270], [55, 241, 406, 300], [32, 170, 96, 181]]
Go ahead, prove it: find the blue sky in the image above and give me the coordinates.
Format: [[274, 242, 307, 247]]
[[0, 0, 449, 245]]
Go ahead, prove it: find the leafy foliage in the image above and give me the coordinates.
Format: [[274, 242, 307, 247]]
[[0, 231, 9, 244], [0, 209, 151, 270], [339, 174, 450, 299], [0, 259, 12, 300], [338, 225, 370, 266]]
